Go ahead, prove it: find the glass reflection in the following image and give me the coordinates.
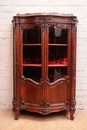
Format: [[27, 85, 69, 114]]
[[48, 67, 67, 83], [49, 26, 68, 44]]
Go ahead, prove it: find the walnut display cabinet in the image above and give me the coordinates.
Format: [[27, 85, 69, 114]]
[[12, 13, 78, 120]]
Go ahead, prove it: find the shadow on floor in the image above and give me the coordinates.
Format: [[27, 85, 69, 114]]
[[19, 109, 69, 121]]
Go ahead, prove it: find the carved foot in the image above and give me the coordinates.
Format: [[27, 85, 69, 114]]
[[70, 110, 75, 120], [14, 110, 20, 120], [15, 115, 19, 120], [70, 100, 76, 120], [70, 115, 74, 120]]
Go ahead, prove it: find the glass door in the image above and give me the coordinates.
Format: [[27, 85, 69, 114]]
[[23, 26, 42, 82], [20, 25, 44, 106], [48, 25, 68, 83]]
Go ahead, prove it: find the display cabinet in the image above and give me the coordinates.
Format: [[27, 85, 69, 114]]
[[12, 13, 78, 120]]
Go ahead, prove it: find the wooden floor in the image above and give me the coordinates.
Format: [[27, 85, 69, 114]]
[[0, 110, 87, 130]]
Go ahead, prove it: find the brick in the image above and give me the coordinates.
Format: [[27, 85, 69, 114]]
[[19, 6, 36, 14], [0, 90, 12, 104], [0, 25, 11, 32], [0, 63, 13, 71], [0, 13, 10, 19], [50, 0, 68, 5], [0, 0, 10, 5], [0, 105, 12, 110], [0, 19, 11, 25], [77, 46, 87, 53], [68, 0, 82, 6], [0, 32, 11, 38], [0, 6, 20, 13], [77, 57, 87, 65], [0, 45, 13, 57], [10, 0, 20, 5], [0, 39, 12, 45], [0, 77, 13, 89], [19, 0, 29, 5], [76, 64, 87, 71], [77, 71, 87, 77], [30, 0, 49, 5], [0, 70, 13, 77], [78, 18, 87, 25], [76, 77, 87, 84], [77, 31, 87, 38], [78, 25, 87, 32], [77, 39, 87, 46]]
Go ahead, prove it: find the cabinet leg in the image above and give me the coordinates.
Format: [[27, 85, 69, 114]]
[[70, 100, 76, 120], [70, 110, 75, 120], [14, 110, 20, 120]]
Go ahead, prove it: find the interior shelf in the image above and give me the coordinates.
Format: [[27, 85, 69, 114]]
[[23, 44, 41, 46], [48, 64, 67, 67], [49, 44, 68, 46], [23, 64, 42, 67]]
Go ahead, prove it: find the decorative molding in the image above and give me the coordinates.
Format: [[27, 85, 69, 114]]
[[13, 99, 19, 111], [74, 25, 77, 31], [20, 22, 71, 31], [71, 99, 76, 111], [16, 62, 18, 72], [20, 74, 25, 84], [65, 75, 70, 84], [37, 16, 52, 21], [56, 24, 71, 29], [65, 101, 69, 105], [72, 58, 76, 76], [21, 24, 34, 30], [39, 100, 50, 107], [69, 17, 78, 24], [20, 99, 25, 105], [39, 109, 51, 115], [72, 63, 75, 75]]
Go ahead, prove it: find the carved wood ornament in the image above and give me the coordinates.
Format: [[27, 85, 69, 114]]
[[12, 13, 78, 120]]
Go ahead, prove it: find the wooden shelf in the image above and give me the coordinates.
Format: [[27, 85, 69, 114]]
[[49, 44, 68, 46], [23, 64, 41, 67], [23, 44, 67, 46], [23, 44, 41, 46], [48, 64, 67, 67], [23, 63, 67, 67]]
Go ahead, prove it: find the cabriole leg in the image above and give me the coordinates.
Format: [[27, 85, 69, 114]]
[[14, 110, 20, 120], [70, 109, 75, 120]]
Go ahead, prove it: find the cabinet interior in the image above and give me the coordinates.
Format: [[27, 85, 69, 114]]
[[23, 26, 68, 83]]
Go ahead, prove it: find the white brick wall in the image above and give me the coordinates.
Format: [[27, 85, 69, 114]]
[[0, 0, 87, 110]]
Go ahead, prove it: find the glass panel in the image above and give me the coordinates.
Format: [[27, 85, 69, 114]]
[[49, 26, 68, 44], [23, 26, 41, 82], [48, 25, 68, 83], [23, 67, 41, 82], [48, 67, 67, 83], [23, 26, 41, 44], [49, 46, 67, 65], [23, 46, 41, 64]]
